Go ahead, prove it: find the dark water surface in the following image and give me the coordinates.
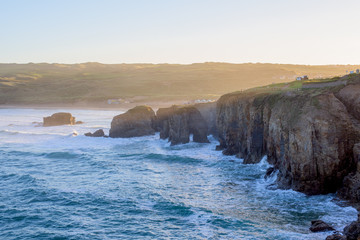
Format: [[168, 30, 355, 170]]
[[0, 109, 356, 239]]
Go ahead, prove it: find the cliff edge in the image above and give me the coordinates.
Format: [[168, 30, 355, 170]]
[[217, 74, 360, 196]]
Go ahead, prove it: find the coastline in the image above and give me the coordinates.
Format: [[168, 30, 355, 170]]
[[2, 99, 359, 238], [0, 100, 189, 112]]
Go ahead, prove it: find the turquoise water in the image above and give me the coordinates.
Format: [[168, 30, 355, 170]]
[[0, 109, 357, 240]]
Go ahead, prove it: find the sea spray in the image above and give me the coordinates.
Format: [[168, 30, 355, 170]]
[[0, 108, 357, 240]]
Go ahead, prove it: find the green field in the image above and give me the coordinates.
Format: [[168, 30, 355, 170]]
[[0, 62, 359, 105]]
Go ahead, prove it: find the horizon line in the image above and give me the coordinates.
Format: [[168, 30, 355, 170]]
[[1, 61, 360, 66]]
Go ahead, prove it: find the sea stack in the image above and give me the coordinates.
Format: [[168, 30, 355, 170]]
[[109, 106, 156, 138], [154, 105, 209, 145], [43, 112, 76, 127]]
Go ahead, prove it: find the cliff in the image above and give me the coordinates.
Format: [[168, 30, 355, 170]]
[[194, 102, 218, 138], [109, 106, 156, 138], [109, 103, 215, 145], [154, 105, 210, 145], [217, 75, 360, 195]]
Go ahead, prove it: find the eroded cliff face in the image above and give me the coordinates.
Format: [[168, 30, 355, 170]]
[[154, 105, 210, 145], [110, 103, 215, 145], [338, 143, 360, 202], [109, 106, 156, 138], [217, 85, 360, 195], [194, 102, 218, 138]]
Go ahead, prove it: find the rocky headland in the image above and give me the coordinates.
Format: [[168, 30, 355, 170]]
[[101, 74, 360, 238], [107, 74, 360, 201], [215, 74, 360, 239], [216, 75, 360, 199]]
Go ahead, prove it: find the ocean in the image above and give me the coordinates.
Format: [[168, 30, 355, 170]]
[[0, 108, 357, 240]]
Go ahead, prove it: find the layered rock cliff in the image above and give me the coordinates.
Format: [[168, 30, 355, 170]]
[[194, 102, 218, 138], [153, 105, 209, 145], [109, 103, 214, 145], [217, 81, 360, 195], [109, 106, 156, 138]]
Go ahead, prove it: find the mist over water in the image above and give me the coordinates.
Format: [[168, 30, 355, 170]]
[[0, 108, 357, 239]]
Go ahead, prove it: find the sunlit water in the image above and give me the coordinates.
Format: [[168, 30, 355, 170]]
[[0, 108, 357, 240]]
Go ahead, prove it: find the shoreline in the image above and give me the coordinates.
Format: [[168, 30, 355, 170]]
[[0, 100, 190, 112], [2, 99, 360, 239]]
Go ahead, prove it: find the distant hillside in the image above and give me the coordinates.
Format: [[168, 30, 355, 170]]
[[0, 62, 359, 105]]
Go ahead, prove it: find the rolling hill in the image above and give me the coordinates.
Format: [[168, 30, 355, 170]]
[[0, 62, 359, 106]]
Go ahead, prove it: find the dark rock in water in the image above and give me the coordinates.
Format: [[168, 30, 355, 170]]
[[76, 121, 84, 124], [325, 233, 346, 240], [215, 145, 224, 151], [109, 106, 156, 138], [264, 167, 275, 179], [155, 105, 209, 145], [310, 220, 334, 232], [85, 129, 105, 137], [343, 219, 360, 240], [338, 143, 360, 202], [43, 112, 75, 127]]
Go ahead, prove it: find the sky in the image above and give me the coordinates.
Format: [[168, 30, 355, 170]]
[[1, 0, 360, 65]]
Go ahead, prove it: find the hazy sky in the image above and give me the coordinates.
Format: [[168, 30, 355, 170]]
[[1, 0, 360, 64]]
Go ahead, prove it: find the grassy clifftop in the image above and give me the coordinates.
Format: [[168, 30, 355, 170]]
[[0, 62, 359, 105]]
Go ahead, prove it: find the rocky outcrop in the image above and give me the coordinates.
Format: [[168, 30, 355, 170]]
[[216, 92, 267, 162], [155, 106, 209, 145], [325, 233, 346, 240], [154, 106, 177, 140], [326, 214, 360, 239], [310, 220, 334, 232], [338, 143, 360, 202], [217, 84, 360, 195], [109, 106, 156, 138], [270, 93, 357, 194], [43, 112, 75, 126], [108, 104, 211, 145], [343, 218, 360, 240], [85, 129, 105, 137], [325, 214, 360, 240]]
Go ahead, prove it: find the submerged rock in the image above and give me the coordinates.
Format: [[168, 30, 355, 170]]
[[109, 106, 156, 138], [325, 233, 346, 240], [309, 220, 334, 232], [43, 112, 75, 127], [85, 129, 105, 137], [76, 121, 84, 125]]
